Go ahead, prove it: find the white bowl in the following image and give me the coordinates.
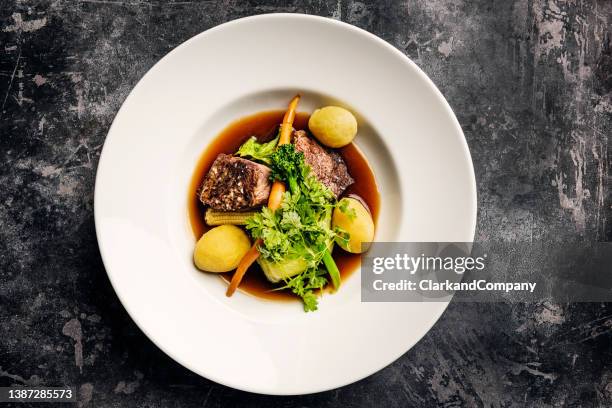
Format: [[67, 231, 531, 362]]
[[94, 14, 476, 395]]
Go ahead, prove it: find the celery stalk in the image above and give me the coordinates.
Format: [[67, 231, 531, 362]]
[[321, 249, 341, 289]]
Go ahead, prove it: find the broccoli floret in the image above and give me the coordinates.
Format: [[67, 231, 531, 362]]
[[269, 144, 307, 193]]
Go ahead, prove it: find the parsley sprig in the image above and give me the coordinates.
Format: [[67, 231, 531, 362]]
[[245, 143, 345, 311]]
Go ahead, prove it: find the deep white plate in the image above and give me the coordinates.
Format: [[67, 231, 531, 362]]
[[94, 14, 476, 395]]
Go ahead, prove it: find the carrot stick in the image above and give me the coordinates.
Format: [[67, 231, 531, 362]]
[[267, 94, 300, 210], [267, 182, 285, 211], [226, 95, 301, 297], [278, 95, 300, 145], [226, 238, 262, 296]]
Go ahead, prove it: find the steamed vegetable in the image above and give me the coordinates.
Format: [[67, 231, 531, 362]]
[[205, 209, 257, 226], [246, 144, 344, 311], [236, 135, 278, 165], [267, 94, 301, 210], [258, 257, 309, 283], [227, 95, 301, 297], [268, 143, 306, 194], [308, 106, 358, 148], [194, 225, 251, 272], [332, 197, 374, 253]]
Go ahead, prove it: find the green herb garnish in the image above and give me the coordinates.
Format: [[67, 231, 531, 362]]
[[245, 144, 346, 311]]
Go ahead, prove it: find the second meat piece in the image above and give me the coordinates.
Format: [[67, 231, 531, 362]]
[[293, 130, 354, 197]]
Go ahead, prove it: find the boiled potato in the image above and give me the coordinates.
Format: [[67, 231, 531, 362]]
[[193, 225, 251, 272], [332, 197, 374, 253], [308, 106, 358, 148]]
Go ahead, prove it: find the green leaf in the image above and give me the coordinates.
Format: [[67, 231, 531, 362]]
[[236, 135, 279, 164], [302, 291, 319, 312]]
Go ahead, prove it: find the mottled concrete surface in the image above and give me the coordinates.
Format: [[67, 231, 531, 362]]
[[0, 0, 610, 406]]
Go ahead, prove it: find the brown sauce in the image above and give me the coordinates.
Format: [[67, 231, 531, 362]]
[[188, 110, 380, 301]]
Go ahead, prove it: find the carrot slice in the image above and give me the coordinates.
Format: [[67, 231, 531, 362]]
[[226, 95, 300, 297]]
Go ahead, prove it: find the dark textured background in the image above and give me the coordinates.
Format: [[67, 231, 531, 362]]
[[0, 0, 610, 406]]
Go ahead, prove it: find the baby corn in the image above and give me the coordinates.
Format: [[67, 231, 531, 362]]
[[205, 209, 257, 226]]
